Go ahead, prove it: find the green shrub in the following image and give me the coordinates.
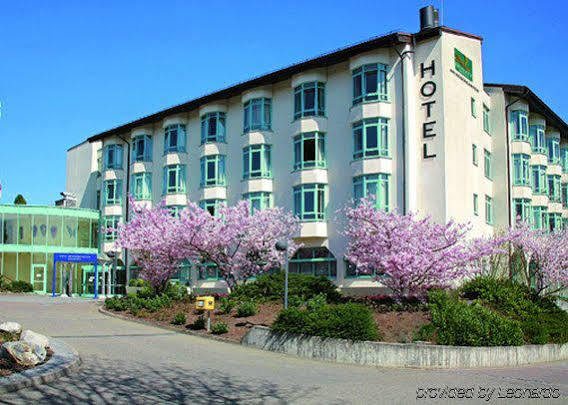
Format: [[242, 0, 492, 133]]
[[236, 301, 258, 317], [305, 293, 327, 311], [172, 312, 187, 325], [428, 290, 524, 346], [128, 279, 137, 287], [165, 283, 187, 301], [413, 323, 436, 342], [192, 316, 206, 330], [230, 272, 341, 303], [0, 275, 10, 291], [272, 302, 379, 341], [8, 280, 34, 293], [137, 279, 147, 287], [218, 297, 235, 314], [521, 316, 549, 344], [288, 295, 304, 308], [211, 322, 229, 335], [137, 286, 156, 299]]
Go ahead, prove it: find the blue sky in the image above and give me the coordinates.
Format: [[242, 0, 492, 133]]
[[0, 0, 565, 205]]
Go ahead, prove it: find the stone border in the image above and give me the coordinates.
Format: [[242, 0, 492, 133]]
[[242, 326, 568, 369], [0, 338, 81, 394]]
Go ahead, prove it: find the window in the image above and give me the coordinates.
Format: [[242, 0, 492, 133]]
[[531, 165, 547, 195], [103, 179, 122, 206], [530, 125, 546, 155], [199, 199, 225, 217], [353, 118, 389, 159], [131, 172, 152, 200], [483, 104, 490, 134], [293, 183, 327, 221], [344, 260, 382, 278], [473, 193, 478, 216], [547, 175, 561, 203], [102, 216, 121, 241], [103, 144, 123, 170], [511, 110, 528, 141], [513, 198, 531, 223], [197, 263, 219, 280], [293, 132, 326, 170], [244, 98, 271, 133], [562, 183, 568, 208], [243, 192, 273, 213], [162, 164, 186, 194], [547, 136, 560, 165], [96, 190, 101, 210], [512, 154, 530, 186], [166, 205, 185, 217], [289, 247, 337, 278], [243, 144, 272, 179], [201, 112, 226, 144], [353, 174, 390, 211], [485, 195, 493, 225], [200, 155, 226, 187], [471, 98, 476, 117], [294, 81, 325, 119], [472, 144, 478, 166], [484, 149, 492, 179], [532, 206, 548, 231], [561, 147, 568, 173], [352, 63, 388, 105], [549, 213, 562, 233], [132, 135, 152, 162], [164, 124, 186, 154]]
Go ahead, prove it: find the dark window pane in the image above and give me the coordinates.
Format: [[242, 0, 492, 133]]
[[304, 138, 316, 163], [304, 88, 315, 111]]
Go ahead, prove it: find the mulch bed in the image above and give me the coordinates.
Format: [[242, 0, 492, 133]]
[[0, 341, 53, 377], [108, 300, 431, 344]]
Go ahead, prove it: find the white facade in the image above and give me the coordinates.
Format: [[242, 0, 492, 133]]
[[66, 24, 568, 292]]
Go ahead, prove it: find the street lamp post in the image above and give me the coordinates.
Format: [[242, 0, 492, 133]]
[[275, 241, 289, 309]]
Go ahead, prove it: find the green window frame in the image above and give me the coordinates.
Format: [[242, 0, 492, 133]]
[[353, 118, 389, 160], [531, 165, 547, 195], [131, 135, 153, 162], [243, 98, 271, 133], [513, 198, 531, 223], [561, 147, 568, 173], [352, 63, 388, 105], [102, 215, 121, 241], [200, 155, 226, 187], [512, 154, 530, 186], [162, 164, 186, 195], [471, 97, 476, 117], [547, 136, 560, 165], [484, 149, 492, 180], [530, 125, 546, 155], [103, 179, 122, 206], [562, 183, 568, 208], [293, 132, 326, 170], [294, 81, 325, 119], [549, 213, 562, 233], [243, 144, 272, 179], [293, 183, 327, 221], [164, 124, 187, 154], [199, 199, 225, 217], [473, 193, 478, 216], [289, 247, 337, 278], [472, 144, 478, 166], [532, 206, 548, 231], [547, 174, 561, 203], [103, 144, 123, 170], [485, 195, 493, 225], [131, 172, 152, 200], [510, 110, 528, 142], [483, 104, 490, 134], [243, 192, 273, 214], [201, 112, 226, 144], [353, 173, 390, 211]]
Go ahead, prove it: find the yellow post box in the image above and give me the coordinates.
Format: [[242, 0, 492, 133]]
[[196, 296, 215, 310]]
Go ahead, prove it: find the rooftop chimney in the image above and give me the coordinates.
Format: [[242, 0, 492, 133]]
[[419, 5, 440, 30]]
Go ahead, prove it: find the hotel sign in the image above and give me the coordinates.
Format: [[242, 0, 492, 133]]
[[454, 48, 472, 81], [419, 59, 437, 159]]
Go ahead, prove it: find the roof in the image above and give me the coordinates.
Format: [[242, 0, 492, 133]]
[[485, 83, 568, 134], [86, 26, 480, 143]]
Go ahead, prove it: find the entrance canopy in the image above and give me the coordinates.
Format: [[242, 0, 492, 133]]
[[52, 253, 98, 298]]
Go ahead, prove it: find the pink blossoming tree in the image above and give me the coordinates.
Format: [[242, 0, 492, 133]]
[[512, 221, 568, 296], [343, 198, 516, 298]]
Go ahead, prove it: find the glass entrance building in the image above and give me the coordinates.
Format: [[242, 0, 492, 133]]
[[0, 204, 100, 295]]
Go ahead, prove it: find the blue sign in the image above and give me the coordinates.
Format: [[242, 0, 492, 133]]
[[52, 253, 99, 299]]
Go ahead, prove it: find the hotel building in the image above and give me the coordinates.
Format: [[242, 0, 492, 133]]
[[63, 7, 568, 293]]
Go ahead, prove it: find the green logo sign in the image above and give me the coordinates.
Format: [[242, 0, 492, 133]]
[[454, 48, 473, 81]]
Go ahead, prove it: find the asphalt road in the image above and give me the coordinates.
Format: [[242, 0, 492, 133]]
[[0, 294, 566, 404]]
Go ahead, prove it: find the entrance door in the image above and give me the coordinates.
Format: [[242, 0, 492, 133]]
[[31, 264, 47, 294]]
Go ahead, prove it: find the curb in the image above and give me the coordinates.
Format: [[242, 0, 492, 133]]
[[98, 306, 243, 346], [0, 338, 81, 394]]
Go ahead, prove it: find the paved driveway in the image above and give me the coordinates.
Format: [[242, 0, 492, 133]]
[[0, 294, 566, 404]]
